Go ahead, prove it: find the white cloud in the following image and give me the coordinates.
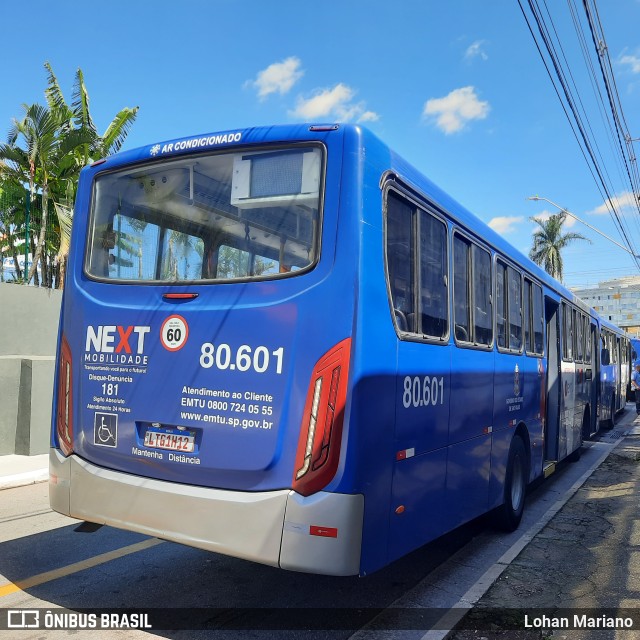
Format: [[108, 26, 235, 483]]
[[358, 110, 379, 123], [290, 83, 379, 123], [423, 86, 490, 134], [619, 53, 640, 74], [588, 191, 639, 215], [291, 83, 352, 118], [249, 57, 304, 100], [488, 216, 524, 234], [465, 40, 488, 61]]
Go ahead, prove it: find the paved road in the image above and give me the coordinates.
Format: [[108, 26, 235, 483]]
[[0, 482, 482, 639], [0, 411, 633, 639]]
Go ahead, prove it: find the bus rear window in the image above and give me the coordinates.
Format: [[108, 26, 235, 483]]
[[86, 146, 322, 282]]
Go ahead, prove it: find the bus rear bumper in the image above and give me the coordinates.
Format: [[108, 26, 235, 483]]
[[49, 449, 363, 576]]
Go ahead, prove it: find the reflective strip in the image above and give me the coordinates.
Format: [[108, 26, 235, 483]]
[[310, 526, 338, 538]]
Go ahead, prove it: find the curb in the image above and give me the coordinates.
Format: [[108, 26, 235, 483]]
[[0, 468, 48, 491]]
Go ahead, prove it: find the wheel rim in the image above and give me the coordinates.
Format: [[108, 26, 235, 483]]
[[511, 453, 524, 511]]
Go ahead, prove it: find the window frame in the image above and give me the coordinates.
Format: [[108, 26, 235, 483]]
[[574, 309, 583, 364], [84, 142, 326, 285], [495, 256, 523, 355], [523, 277, 545, 358], [576, 312, 585, 364], [452, 229, 493, 351], [562, 302, 574, 362], [383, 185, 450, 344], [584, 318, 593, 364]]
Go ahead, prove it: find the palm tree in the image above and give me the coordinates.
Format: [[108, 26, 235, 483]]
[[43, 63, 138, 287], [529, 211, 590, 282], [0, 63, 139, 287], [0, 178, 27, 281], [2, 103, 62, 284], [44, 62, 138, 165]]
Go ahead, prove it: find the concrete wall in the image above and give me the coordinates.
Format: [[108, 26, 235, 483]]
[[0, 283, 61, 455]]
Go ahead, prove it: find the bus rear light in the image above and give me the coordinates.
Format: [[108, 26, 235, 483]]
[[56, 335, 74, 456], [295, 378, 323, 480], [293, 338, 351, 496], [162, 293, 199, 300]]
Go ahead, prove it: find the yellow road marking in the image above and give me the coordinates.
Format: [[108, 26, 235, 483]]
[[0, 538, 163, 598]]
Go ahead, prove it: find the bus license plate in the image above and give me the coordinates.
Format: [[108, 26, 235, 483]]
[[144, 429, 195, 453]]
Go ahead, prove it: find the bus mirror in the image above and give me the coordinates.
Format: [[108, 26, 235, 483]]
[[632, 350, 637, 361], [601, 348, 610, 366]]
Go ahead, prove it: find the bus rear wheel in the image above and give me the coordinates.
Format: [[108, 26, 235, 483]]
[[493, 435, 527, 532]]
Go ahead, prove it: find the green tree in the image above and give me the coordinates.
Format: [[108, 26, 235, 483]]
[[44, 62, 138, 169], [0, 179, 27, 281], [2, 103, 62, 284], [529, 211, 590, 282], [0, 62, 139, 287], [43, 63, 139, 287]]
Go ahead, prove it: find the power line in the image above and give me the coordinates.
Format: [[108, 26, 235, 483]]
[[581, 0, 640, 218], [516, 0, 640, 269], [566, 0, 640, 242]]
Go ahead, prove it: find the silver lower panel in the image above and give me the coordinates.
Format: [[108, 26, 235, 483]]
[[49, 449, 363, 575]]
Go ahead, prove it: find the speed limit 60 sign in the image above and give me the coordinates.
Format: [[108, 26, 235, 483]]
[[160, 315, 189, 351]]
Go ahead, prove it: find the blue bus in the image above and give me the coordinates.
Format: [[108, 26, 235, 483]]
[[631, 338, 640, 367], [50, 124, 629, 576], [598, 321, 632, 417]]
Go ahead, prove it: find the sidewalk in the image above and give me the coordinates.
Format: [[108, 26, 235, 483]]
[[0, 453, 48, 490], [449, 413, 640, 638]]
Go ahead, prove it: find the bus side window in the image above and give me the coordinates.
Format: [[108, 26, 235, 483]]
[[563, 303, 573, 360], [524, 279, 532, 353], [508, 266, 522, 351], [472, 244, 492, 346], [533, 284, 544, 354], [496, 261, 507, 349], [386, 192, 416, 333], [585, 322, 592, 363], [575, 313, 584, 363], [453, 234, 471, 343], [419, 211, 448, 339]]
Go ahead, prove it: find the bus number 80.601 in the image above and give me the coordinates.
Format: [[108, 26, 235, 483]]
[[403, 375, 445, 409], [199, 343, 284, 375]]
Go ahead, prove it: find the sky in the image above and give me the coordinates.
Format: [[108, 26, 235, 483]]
[[2, 0, 640, 289]]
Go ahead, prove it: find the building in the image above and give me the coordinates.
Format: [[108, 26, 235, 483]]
[[571, 276, 640, 337]]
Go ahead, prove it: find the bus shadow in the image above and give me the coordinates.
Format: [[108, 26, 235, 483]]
[[0, 512, 487, 638]]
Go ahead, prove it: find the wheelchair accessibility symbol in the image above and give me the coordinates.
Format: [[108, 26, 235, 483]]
[[94, 412, 118, 447]]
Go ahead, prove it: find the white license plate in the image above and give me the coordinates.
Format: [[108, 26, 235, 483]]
[[144, 430, 195, 453]]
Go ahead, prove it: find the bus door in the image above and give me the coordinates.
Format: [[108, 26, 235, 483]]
[[544, 298, 561, 463]]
